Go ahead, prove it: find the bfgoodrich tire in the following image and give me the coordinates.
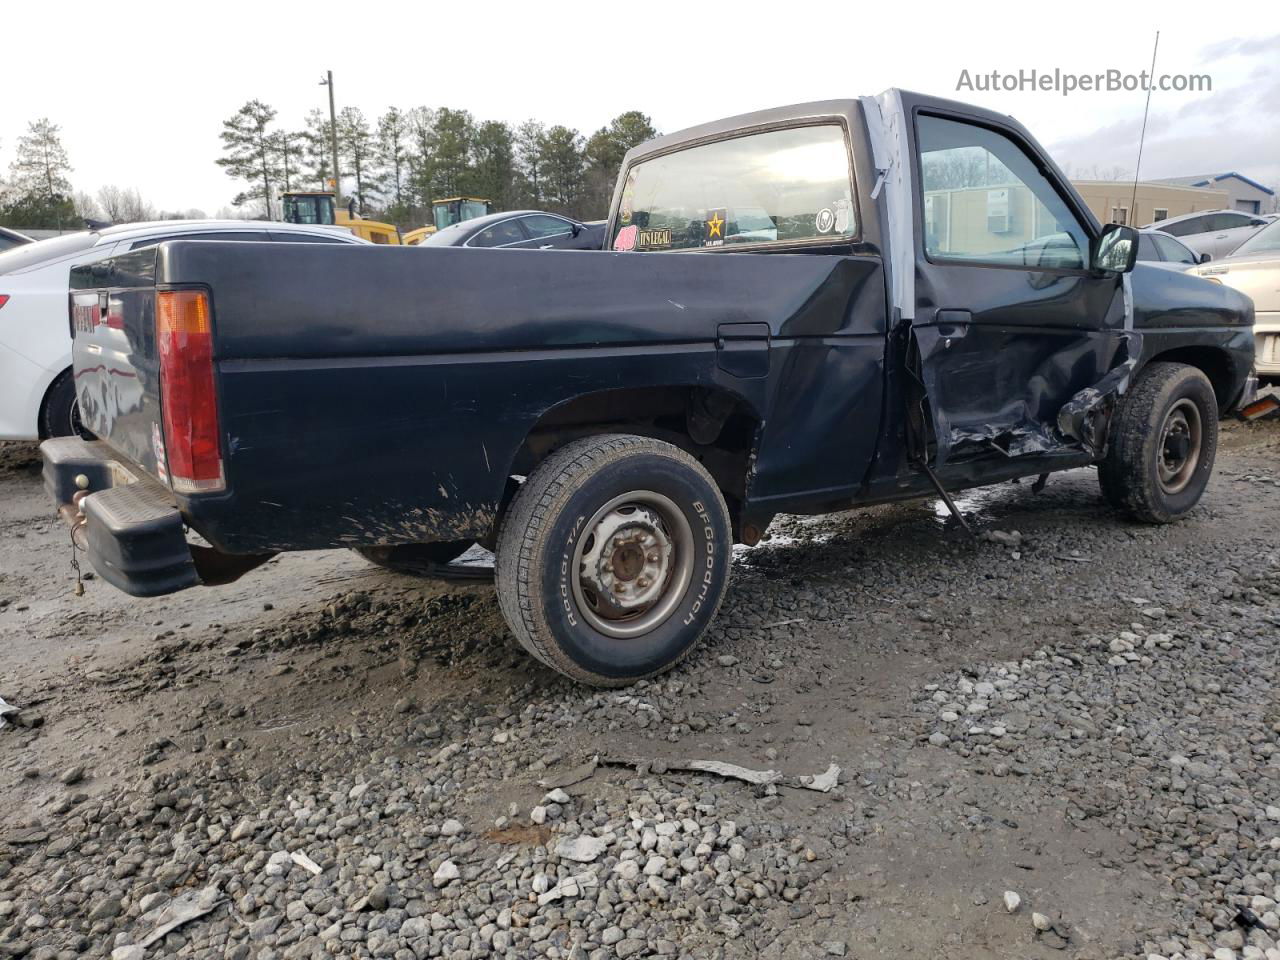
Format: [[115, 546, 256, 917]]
[[355, 541, 472, 575], [495, 434, 731, 687], [1097, 362, 1218, 523]]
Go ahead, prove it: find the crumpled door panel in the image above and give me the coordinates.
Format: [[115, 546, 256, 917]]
[[913, 323, 1139, 467]]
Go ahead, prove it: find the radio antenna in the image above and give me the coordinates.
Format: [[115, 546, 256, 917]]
[[1129, 30, 1160, 223]]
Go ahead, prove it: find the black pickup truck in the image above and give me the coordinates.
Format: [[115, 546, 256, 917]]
[[45, 89, 1255, 686]]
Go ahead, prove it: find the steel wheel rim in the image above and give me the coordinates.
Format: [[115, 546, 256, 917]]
[[1157, 398, 1202, 494], [571, 490, 694, 639]]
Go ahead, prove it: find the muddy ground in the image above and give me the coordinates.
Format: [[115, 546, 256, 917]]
[[1, 420, 1279, 960]]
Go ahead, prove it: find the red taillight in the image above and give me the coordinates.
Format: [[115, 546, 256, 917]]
[[0, 295, 9, 310], [157, 290, 224, 494]]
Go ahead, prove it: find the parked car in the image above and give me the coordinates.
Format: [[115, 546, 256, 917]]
[[0, 220, 368, 441], [0, 226, 34, 252], [1194, 218, 1280, 383], [1144, 209, 1271, 260], [1136, 228, 1208, 271], [422, 210, 604, 250], [45, 90, 1254, 687]]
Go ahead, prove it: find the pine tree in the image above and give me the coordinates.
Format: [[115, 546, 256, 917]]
[[301, 108, 335, 191], [216, 100, 280, 218], [514, 120, 547, 207], [469, 121, 515, 211], [539, 126, 585, 217], [405, 107, 438, 218], [269, 131, 305, 193], [337, 107, 375, 213], [5, 118, 76, 229], [584, 111, 656, 215], [375, 108, 411, 222], [431, 109, 474, 200]]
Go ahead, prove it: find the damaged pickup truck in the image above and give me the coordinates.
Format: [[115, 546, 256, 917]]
[[45, 90, 1255, 686]]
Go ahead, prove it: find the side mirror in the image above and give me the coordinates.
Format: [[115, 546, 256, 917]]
[[1198, 252, 1211, 264], [570, 222, 583, 237], [1250, 218, 1267, 226], [1092, 223, 1139, 274]]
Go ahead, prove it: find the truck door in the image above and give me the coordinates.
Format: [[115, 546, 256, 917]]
[[905, 106, 1127, 467]]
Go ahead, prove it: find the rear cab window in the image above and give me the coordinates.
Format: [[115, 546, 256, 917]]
[[611, 124, 856, 252]]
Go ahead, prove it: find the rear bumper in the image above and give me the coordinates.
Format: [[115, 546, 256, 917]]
[[41, 436, 200, 597]]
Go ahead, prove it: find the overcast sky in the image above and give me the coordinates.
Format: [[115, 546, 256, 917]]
[[3, 0, 1276, 215]]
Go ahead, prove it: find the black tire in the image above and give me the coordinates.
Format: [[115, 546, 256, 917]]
[[39, 370, 91, 440], [495, 434, 731, 687], [1097, 362, 1218, 523], [355, 541, 472, 575]]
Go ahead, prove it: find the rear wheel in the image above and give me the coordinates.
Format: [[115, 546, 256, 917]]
[[495, 434, 731, 686], [355, 541, 472, 575], [39, 370, 91, 440], [1097, 362, 1218, 523]]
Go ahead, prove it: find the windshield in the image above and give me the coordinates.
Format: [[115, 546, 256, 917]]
[[461, 200, 488, 221], [611, 124, 855, 252], [0, 232, 99, 275], [433, 202, 457, 230], [282, 195, 335, 225], [1231, 218, 1280, 257]]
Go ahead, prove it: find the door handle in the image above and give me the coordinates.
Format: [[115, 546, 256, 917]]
[[936, 309, 971, 339]]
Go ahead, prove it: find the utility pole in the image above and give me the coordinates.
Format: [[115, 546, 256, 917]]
[[320, 70, 341, 206]]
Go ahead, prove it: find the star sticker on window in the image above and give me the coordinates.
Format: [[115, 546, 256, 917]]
[[707, 211, 724, 238]]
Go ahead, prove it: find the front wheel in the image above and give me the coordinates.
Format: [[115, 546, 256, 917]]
[[1097, 362, 1218, 523], [495, 435, 732, 686]]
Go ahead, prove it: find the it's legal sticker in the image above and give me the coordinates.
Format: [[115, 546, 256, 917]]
[[636, 227, 671, 249]]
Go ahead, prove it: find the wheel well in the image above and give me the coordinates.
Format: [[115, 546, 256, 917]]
[[36, 366, 74, 440], [1145, 346, 1237, 410], [509, 386, 761, 518]]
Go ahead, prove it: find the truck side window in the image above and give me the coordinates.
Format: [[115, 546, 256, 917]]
[[917, 115, 1088, 270], [611, 124, 855, 252]]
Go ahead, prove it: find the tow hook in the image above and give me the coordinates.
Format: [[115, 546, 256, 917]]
[[66, 474, 90, 595]]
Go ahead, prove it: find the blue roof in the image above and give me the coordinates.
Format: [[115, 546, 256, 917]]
[[1188, 172, 1275, 196]]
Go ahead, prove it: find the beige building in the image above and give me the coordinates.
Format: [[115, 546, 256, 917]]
[[1071, 180, 1229, 228], [921, 180, 1233, 259]]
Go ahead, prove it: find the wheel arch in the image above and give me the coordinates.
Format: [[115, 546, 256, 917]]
[[35, 361, 75, 440], [1141, 345, 1239, 412], [503, 384, 764, 534]]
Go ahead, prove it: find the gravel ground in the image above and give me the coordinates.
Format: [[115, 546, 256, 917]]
[[1, 418, 1279, 960]]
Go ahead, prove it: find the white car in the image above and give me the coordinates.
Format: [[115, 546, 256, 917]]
[[1136, 229, 1207, 271], [1193, 219, 1280, 383], [1144, 209, 1273, 260], [0, 220, 368, 440]]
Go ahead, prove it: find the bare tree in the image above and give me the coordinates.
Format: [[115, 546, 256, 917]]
[[96, 185, 155, 224]]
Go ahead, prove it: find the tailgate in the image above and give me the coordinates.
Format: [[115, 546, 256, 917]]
[[69, 248, 167, 480]]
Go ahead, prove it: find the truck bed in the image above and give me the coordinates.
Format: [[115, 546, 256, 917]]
[[70, 240, 888, 554]]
